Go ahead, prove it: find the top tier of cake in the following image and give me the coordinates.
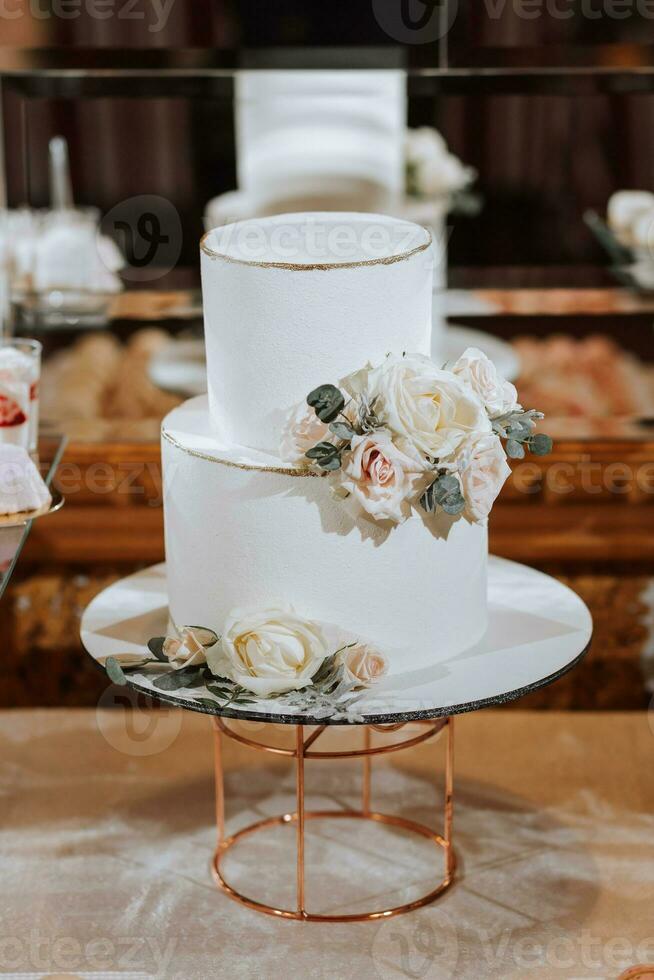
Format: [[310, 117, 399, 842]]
[[200, 211, 433, 454]]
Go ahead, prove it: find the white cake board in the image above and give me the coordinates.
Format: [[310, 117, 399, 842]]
[[81, 557, 591, 726]]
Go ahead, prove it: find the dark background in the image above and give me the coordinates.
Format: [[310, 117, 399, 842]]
[[3, 1, 654, 269]]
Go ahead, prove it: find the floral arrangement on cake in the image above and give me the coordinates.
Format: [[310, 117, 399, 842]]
[[102, 610, 388, 720], [280, 347, 551, 526]]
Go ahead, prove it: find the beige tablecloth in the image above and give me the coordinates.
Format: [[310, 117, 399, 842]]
[[1, 709, 653, 980]]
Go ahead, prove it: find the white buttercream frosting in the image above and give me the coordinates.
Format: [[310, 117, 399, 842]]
[[200, 211, 433, 454], [162, 398, 488, 677]]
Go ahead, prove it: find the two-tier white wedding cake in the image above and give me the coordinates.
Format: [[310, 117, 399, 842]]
[[161, 212, 549, 701]]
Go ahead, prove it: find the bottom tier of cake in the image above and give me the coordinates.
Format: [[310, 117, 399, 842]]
[[162, 398, 488, 677]]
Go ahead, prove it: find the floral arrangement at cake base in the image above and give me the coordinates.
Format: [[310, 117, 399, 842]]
[[280, 347, 551, 527], [101, 611, 389, 722]]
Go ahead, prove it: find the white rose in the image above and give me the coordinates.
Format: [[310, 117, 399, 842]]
[[406, 126, 448, 166], [208, 606, 329, 697], [341, 644, 388, 687], [337, 428, 427, 524], [162, 627, 208, 668], [368, 354, 491, 461], [459, 432, 511, 522], [453, 347, 518, 418], [279, 402, 329, 465]]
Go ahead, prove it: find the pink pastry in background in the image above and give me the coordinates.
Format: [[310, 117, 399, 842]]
[[0, 339, 41, 451]]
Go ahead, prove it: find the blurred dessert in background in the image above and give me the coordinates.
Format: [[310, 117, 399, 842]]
[[514, 334, 654, 418]]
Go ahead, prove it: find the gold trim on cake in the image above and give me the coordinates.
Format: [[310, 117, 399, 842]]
[[199, 229, 433, 270], [161, 428, 325, 477]]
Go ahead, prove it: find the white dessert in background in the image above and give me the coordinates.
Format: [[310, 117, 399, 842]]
[[33, 212, 123, 294], [162, 212, 489, 677], [0, 443, 51, 515], [235, 70, 406, 215], [0, 207, 124, 296]]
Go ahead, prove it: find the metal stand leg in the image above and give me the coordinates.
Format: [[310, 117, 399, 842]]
[[213, 719, 225, 847], [211, 717, 456, 921], [362, 727, 372, 814], [295, 725, 306, 917]]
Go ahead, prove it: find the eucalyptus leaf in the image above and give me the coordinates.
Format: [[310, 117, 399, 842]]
[[437, 474, 460, 494], [441, 491, 466, 516], [152, 665, 204, 691], [329, 420, 354, 441], [506, 439, 525, 459], [307, 384, 345, 423], [206, 685, 233, 699], [147, 637, 168, 662], [105, 656, 128, 686], [529, 433, 553, 456], [318, 455, 342, 471], [507, 423, 531, 442], [305, 441, 340, 461]]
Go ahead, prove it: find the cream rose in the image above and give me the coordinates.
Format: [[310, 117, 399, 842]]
[[162, 627, 208, 668], [207, 606, 329, 697], [337, 428, 427, 524], [279, 402, 330, 465], [368, 354, 491, 461], [341, 644, 388, 687], [459, 432, 511, 522], [453, 347, 518, 418]]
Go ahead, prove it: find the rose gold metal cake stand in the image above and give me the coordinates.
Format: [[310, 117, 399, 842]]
[[211, 716, 455, 923], [81, 560, 593, 923]]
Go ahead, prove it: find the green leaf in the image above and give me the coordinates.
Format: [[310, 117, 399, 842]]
[[441, 491, 466, 516], [307, 384, 345, 423], [105, 656, 128, 686], [147, 637, 168, 662], [318, 455, 342, 471], [305, 440, 338, 459], [152, 665, 204, 691], [437, 474, 460, 494], [507, 423, 531, 442], [206, 684, 235, 699], [506, 439, 525, 459], [529, 433, 553, 456], [329, 420, 354, 441]]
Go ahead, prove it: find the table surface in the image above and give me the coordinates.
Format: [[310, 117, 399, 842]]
[[1, 708, 652, 979], [0, 431, 66, 603]]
